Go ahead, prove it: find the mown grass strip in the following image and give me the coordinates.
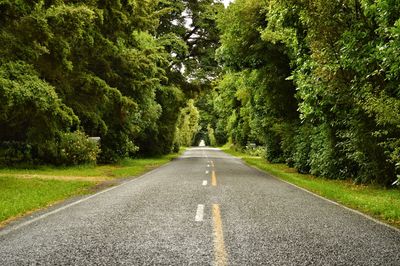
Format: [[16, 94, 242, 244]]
[[223, 148, 400, 229], [0, 176, 92, 225], [0, 151, 183, 226], [0, 152, 182, 181], [111, 154, 180, 178]]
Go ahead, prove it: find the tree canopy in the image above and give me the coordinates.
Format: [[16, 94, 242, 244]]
[[0, 0, 223, 164], [1, 0, 399, 186], [206, 0, 400, 186]]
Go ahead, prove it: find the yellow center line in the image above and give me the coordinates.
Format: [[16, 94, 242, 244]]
[[212, 204, 228, 266], [211, 170, 217, 186]]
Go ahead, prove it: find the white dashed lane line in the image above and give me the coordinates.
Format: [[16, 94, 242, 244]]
[[195, 204, 205, 222]]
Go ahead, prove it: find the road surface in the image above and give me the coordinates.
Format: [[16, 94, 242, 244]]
[[1, 148, 399, 265]]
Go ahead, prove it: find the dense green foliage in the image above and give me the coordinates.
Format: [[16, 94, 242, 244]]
[[208, 0, 400, 186], [2, 0, 398, 186], [0, 0, 223, 164], [175, 99, 200, 147]]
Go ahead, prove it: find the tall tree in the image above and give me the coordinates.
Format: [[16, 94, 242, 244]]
[[211, 0, 400, 185]]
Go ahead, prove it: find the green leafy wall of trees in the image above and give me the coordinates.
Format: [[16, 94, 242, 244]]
[[0, 0, 223, 165], [211, 0, 400, 185], [2, 0, 398, 186]]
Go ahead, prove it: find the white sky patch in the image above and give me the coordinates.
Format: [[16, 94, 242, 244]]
[[184, 15, 192, 28], [222, 0, 233, 7], [184, 0, 233, 29], [171, 19, 180, 26]]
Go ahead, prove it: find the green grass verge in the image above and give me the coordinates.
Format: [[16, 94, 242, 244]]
[[223, 148, 400, 229], [0, 176, 92, 224], [0, 150, 184, 225], [111, 154, 181, 178], [0, 152, 182, 179]]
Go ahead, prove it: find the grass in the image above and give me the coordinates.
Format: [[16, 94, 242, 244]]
[[0, 151, 183, 226], [0, 153, 182, 181], [223, 147, 400, 229], [0, 176, 92, 225], [110, 154, 181, 178]]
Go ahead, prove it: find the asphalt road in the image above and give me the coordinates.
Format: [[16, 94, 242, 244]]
[[1, 148, 399, 265]]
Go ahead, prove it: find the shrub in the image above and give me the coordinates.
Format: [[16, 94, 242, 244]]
[[308, 124, 354, 180], [207, 124, 217, 147], [58, 131, 100, 165], [0, 141, 33, 165], [99, 131, 138, 163], [246, 145, 266, 157], [264, 132, 283, 163], [172, 142, 180, 153], [293, 125, 312, 174], [278, 122, 298, 167]]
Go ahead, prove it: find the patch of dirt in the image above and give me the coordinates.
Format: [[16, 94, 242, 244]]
[[283, 168, 298, 173]]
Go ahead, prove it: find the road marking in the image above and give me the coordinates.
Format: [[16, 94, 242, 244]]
[[211, 161, 215, 167], [212, 204, 228, 266], [202, 180, 208, 186], [195, 204, 205, 222], [212, 171, 217, 186], [206, 170, 209, 174], [207, 164, 210, 168]]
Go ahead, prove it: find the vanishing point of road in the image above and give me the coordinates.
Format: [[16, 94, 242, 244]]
[[1, 148, 399, 265]]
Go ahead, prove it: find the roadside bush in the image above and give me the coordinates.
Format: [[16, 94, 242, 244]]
[[264, 132, 283, 163], [172, 142, 180, 153], [278, 123, 298, 167], [0, 141, 33, 165], [309, 124, 353, 180], [58, 131, 100, 165], [246, 146, 266, 157], [293, 125, 312, 174], [207, 124, 217, 147], [99, 131, 138, 163]]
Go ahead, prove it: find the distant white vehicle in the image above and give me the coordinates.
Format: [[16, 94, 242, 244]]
[[199, 140, 206, 147]]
